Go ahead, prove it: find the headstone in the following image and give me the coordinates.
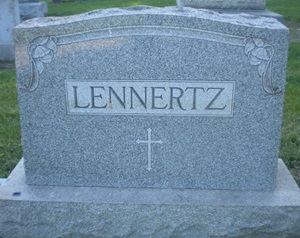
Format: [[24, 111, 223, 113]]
[[13, 6, 288, 191], [0, 0, 20, 61], [1, 6, 300, 237], [177, 0, 283, 22], [178, 0, 266, 9], [19, 0, 47, 22]]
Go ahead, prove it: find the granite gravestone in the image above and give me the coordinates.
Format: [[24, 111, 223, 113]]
[[178, 0, 266, 10], [0, 0, 20, 61], [19, 0, 47, 22], [1, 6, 300, 237], [177, 0, 283, 22], [14, 6, 287, 191]]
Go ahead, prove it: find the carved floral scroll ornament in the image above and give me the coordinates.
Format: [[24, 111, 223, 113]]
[[23, 33, 280, 95], [244, 38, 281, 95], [23, 36, 58, 91]]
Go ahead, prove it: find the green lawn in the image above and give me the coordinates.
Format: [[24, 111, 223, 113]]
[[0, 0, 300, 181], [44, 0, 176, 16], [42, 0, 300, 23], [280, 43, 300, 172], [267, 0, 300, 23], [0, 70, 22, 177]]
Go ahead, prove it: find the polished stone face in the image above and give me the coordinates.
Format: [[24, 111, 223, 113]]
[[14, 6, 289, 190], [177, 0, 266, 10]]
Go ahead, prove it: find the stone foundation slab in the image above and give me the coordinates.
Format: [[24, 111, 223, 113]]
[[0, 159, 300, 237]]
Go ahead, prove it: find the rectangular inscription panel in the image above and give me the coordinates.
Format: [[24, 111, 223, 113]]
[[66, 80, 235, 117]]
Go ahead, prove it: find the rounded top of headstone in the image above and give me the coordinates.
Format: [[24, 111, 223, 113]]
[[16, 6, 284, 31]]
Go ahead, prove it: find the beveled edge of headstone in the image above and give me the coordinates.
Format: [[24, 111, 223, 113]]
[[14, 5, 285, 31]]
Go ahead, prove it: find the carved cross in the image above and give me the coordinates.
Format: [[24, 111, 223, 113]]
[[136, 128, 163, 171]]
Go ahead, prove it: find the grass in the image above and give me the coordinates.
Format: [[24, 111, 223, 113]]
[[266, 0, 300, 43], [266, 0, 300, 23], [0, 0, 300, 182], [280, 43, 300, 174], [42, 0, 300, 22], [0, 69, 22, 178], [44, 0, 176, 16]]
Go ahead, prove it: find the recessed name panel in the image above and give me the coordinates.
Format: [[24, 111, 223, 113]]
[[66, 80, 235, 117]]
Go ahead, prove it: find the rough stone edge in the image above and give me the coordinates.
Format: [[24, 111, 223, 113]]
[[0, 159, 300, 237], [15, 6, 286, 30]]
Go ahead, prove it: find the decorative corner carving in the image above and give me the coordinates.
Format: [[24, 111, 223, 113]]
[[244, 37, 281, 95], [23, 36, 58, 91], [21, 32, 281, 96]]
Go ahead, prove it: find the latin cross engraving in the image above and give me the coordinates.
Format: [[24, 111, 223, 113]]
[[136, 128, 163, 171]]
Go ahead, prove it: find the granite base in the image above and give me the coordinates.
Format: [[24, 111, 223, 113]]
[[0, 159, 300, 238]]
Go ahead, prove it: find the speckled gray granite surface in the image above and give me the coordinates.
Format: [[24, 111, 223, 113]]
[[177, 0, 266, 10], [176, 0, 283, 22], [0, 159, 300, 238], [14, 6, 289, 190]]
